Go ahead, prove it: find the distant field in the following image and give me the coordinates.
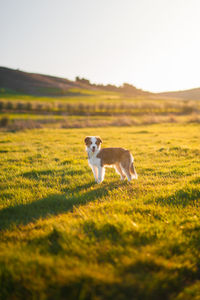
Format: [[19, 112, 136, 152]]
[[0, 90, 200, 132], [0, 89, 121, 103], [0, 124, 200, 299]]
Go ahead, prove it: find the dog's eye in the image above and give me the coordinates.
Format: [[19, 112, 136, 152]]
[[95, 137, 102, 145]]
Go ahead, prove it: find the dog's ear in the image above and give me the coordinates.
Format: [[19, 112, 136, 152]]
[[96, 137, 102, 145], [84, 136, 91, 145]]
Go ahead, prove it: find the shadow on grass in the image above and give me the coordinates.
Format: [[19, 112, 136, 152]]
[[155, 185, 200, 207], [21, 168, 84, 179], [0, 181, 125, 231]]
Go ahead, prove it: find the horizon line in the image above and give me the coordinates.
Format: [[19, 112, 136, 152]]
[[1, 64, 200, 94]]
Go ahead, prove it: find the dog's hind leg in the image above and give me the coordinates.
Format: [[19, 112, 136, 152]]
[[120, 152, 133, 181], [130, 162, 138, 179], [115, 163, 126, 180], [121, 164, 132, 181]]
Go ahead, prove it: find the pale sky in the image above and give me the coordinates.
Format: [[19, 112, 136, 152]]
[[1, 0, 200, 92]]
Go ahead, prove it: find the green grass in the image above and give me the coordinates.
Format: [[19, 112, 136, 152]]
[[0, 124, 200, 299], [0, 89, 121, 103]]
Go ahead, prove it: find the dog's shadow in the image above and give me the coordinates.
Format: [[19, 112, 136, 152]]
[[0, 180, 126, 231]]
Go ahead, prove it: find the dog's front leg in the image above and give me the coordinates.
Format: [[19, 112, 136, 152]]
[[91, 165, 98, 182], [97, 166, 105, 183]]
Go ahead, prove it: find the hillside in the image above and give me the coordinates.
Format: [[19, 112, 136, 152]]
[[0, 67, 150, 97], [0, 67, 91, 96], [159, 87, 200, 100]]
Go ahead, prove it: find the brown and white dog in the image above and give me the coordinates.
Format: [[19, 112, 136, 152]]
[[84, 136, 138, 183]]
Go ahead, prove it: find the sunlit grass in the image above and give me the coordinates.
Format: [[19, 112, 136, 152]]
[[0, 124, 200, 299], [0, 89, 121, 103]]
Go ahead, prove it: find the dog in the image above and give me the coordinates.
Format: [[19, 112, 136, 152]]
[[85, 136, 138, 183]]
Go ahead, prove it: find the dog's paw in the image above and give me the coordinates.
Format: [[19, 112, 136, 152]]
[[95, 180, 101, 184]]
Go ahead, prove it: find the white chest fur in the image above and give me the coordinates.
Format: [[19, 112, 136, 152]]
[[88, 153, 101, 167]]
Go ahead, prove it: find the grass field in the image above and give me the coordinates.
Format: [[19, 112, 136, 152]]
[[1, 94, 200, 133], [0, 123, 200, 299], [0, 89, 121, 103]]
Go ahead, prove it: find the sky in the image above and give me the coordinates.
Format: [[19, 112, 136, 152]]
[[1, 0, 200, 92]]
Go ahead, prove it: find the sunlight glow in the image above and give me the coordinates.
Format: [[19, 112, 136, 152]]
[[1, 0, 200, 92]]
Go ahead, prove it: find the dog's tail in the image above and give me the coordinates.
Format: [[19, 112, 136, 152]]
[[130, 161, 138, 179]]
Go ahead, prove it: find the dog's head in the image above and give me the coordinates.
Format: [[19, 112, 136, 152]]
[[84, 136, 102, 154]]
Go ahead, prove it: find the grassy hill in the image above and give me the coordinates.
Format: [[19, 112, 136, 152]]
[[0, 124, 200, 299], [0, 67, 150, 97], [159, 87, 200, 100], [0, 67, 92, 96], [1, 66, 200, 100]]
